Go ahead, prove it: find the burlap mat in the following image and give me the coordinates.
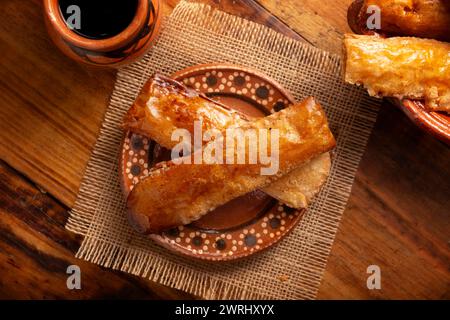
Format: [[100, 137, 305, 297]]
[[67, 0, 380, 300]]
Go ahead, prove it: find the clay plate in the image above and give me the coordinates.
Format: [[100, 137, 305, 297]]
[[120, 64, 306, 261], [347, 0, 450, 145]]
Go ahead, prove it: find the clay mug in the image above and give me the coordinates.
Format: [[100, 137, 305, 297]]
[[43, 0, 161, 68]]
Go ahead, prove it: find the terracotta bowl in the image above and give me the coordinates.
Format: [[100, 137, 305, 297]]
[[119, 64, 308, 261], [43, 0, 161, 68], [347, 0, 450, 145]]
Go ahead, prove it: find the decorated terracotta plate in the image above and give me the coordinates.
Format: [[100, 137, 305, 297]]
[[120, 64, 305, 261], [347, 0, 450, 145]]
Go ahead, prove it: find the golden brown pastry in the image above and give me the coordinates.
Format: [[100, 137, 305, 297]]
[[123, 75, 246, 149], [360, 0, 450, 41], [124, 75, 331, 208], [263, 153, 331, 208], [126, 97, 336, 234], [343, 34, 450, 112]]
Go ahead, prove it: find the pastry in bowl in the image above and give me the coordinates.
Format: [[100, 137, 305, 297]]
[[126, 96, 335, 234], [123, 75, 332, 209], [123, 75, 336, 234], [354, 0, 450, 41]]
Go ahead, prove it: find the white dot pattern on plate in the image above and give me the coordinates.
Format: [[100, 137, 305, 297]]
[[120, 67, 303, 261]]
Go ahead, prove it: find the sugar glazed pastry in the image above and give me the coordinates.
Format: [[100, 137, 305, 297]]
[[126, 97, 335, 234], [359, 0, 450, 42], [123, 75, 247, 149], [124, 75, 331, 208], [343, 34, 450, 113]]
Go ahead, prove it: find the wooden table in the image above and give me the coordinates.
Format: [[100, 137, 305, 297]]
[[0, 0, 449, 299]]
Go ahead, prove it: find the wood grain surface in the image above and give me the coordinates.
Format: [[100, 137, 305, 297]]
[[0, 0, 449, 299]]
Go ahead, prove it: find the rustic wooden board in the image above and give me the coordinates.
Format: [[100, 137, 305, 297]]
[[318, 104, 450, 299], [0, 160, 194, 299], [0, 0, 449, 299], [0, 0, 116, 207], [257, 0, 353, 54]]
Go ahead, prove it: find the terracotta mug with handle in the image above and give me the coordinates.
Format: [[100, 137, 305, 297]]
[[43, 0, 161, 68]]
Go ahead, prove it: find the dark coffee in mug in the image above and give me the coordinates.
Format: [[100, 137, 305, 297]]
[[59, 0, 139, 39]]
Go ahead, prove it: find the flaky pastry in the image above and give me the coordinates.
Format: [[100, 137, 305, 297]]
[[126, 97, 336, 233], [344, 34, 450, 113], [124, 75, 332, 208]]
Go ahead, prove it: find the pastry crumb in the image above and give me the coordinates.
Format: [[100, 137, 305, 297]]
[[278, 275, 289, 282]]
